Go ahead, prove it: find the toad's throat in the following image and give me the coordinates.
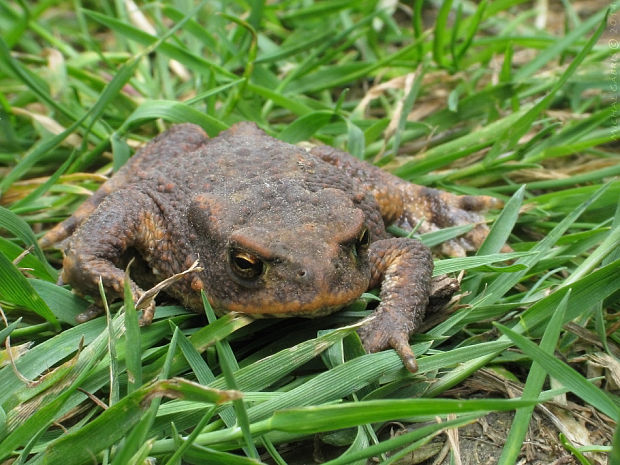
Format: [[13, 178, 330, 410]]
[[210, 287, 365, 318]]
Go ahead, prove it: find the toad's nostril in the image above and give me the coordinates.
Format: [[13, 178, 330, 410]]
[[297, 270, 307, 278]]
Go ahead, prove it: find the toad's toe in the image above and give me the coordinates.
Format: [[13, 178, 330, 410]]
[[75, 303, 104, 323], [359, 322, 419, 373]]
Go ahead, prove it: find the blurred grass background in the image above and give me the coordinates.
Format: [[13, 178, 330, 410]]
[[0, 1, 618, 464]]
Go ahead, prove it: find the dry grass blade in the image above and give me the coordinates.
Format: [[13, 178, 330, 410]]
[[135, 259, 203, 311]]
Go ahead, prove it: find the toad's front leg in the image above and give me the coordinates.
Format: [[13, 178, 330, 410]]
[[62, 189, 175, 325], [358, 237, 434, 373]]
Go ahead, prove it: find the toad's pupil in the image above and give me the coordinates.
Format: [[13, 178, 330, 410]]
[[231, 252, 264, 278], [236, 256, 255, 269]]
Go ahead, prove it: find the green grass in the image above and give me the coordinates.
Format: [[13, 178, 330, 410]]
[[1, 1, 619, 464]]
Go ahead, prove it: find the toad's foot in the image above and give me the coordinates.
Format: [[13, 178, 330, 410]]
[[359, 237, 436, 372], [359, 274, 459, 372], [75, 303, 105, 324], [359, 303, 422, 372], [73, 287, 156, 325]]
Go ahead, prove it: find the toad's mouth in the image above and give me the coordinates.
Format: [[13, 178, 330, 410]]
[[209, 285, 366, 318]]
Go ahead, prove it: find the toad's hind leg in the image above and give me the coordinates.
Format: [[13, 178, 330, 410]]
[[394, 184, 503, 257], [358, 237, 434, 373], [310, 145, 503, 257], [39, 124, 208, 248]]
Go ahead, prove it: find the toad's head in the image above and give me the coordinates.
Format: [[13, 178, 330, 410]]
[[187, 181, 371, 317]]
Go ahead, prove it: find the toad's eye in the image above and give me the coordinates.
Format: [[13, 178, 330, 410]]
[[229, 249, 264, 279], [355, 227, 370, 255]]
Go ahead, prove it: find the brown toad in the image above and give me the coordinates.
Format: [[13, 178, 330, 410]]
[[41, 122, 501, 372]]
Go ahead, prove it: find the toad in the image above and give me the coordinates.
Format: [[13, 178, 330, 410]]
[[40, 122, 502, 372]]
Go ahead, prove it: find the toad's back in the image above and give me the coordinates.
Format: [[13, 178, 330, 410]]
[[132, 123, 308, 182], [40, 122, 380, 252], [129, 123, 365, 206]]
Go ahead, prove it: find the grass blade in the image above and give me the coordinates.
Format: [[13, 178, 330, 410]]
[[484, 10, 609, 164], [497, 290, 569, 465], [495, 322, 619, 422], [0, 206, 57, 279], [0, 252, 59, 329], [41, 379, 241, 465]]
